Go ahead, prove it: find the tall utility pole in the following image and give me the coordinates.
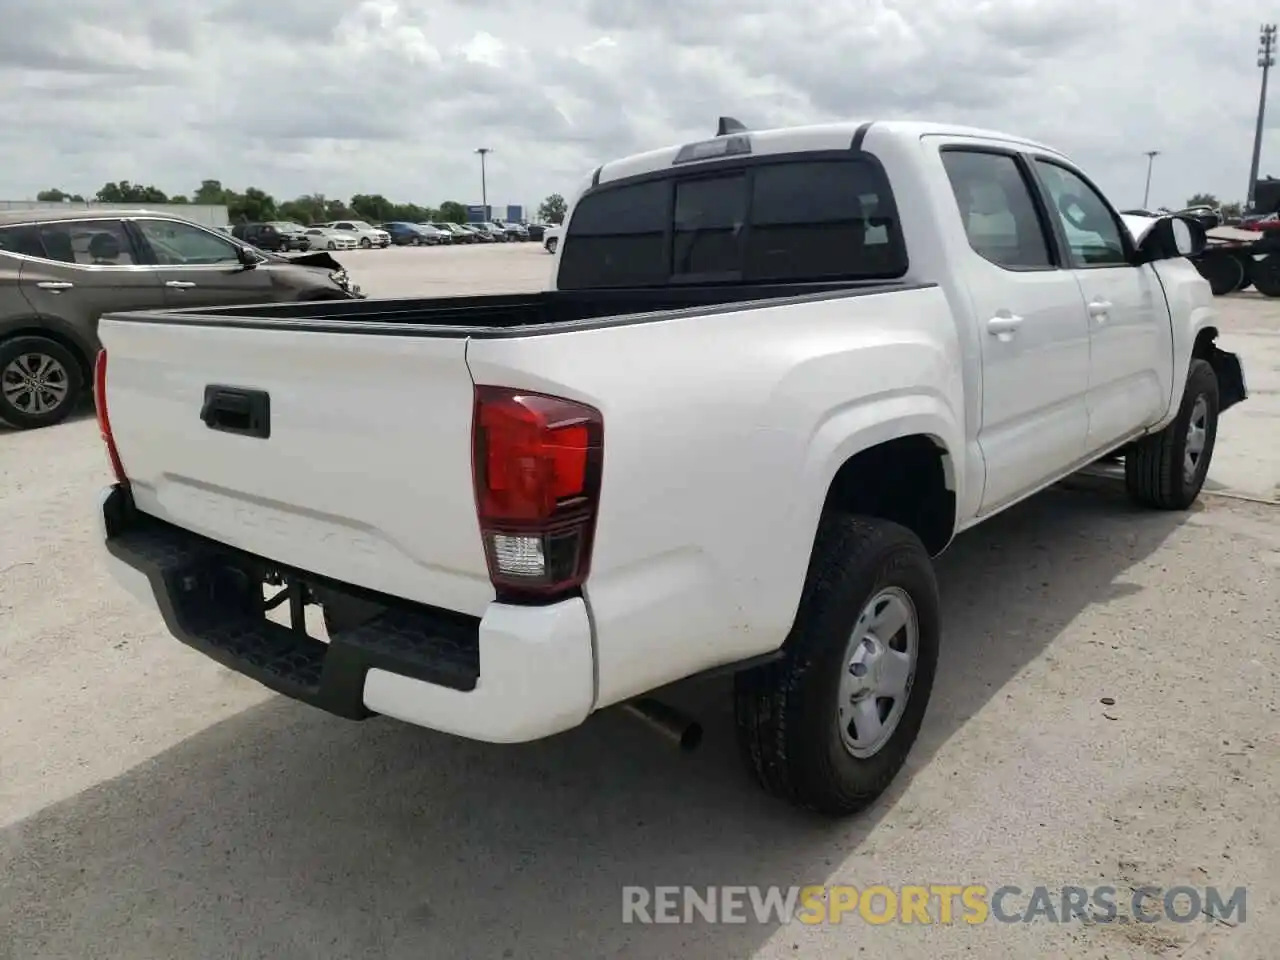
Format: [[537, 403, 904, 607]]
[[1143, 151, 1160, 208], [475, 147, 492, 217], [1248, 24, 1277, 210]]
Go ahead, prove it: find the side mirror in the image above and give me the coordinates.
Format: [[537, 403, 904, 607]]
[[1136, 215, 1206, 263], [237, 245, 262, 268]]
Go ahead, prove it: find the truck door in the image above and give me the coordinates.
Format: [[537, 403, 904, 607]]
[[937, 146, 1092, 514], [1028, 158, 1174, 453]]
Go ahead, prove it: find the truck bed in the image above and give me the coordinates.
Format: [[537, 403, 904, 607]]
[[110, 279, 921, 336]]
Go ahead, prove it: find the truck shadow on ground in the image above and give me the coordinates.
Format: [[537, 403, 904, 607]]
[[2, 483, 1189, 960]]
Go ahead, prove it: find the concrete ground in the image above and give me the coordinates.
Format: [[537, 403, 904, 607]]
[[1, 245, 1277, 959]]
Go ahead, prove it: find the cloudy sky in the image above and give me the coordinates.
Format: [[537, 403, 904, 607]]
[[1, 0, 1277, 212]]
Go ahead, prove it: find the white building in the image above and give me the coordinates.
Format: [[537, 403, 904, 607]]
[[0, 200, 229, 227]]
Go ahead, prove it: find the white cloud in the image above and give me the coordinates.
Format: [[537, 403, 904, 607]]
[[0, 0, 1276, 213]]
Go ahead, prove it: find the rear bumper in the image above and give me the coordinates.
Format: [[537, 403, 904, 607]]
[[99, 484, 596, 742]]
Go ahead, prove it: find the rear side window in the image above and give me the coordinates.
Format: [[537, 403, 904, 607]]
[[558, 157, 906, 289], [38, 220, 137, 265], [0, 224, 46, 258], [940, 150, 1052, 270]]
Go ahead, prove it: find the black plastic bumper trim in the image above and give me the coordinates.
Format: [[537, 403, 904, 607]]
[[102, 485, 481, 720]]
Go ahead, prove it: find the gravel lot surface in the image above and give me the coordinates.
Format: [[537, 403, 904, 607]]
[[2, 245, 1277, 960]]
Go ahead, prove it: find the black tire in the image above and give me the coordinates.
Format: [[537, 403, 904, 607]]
[[1125, 358, 1219, 510], [1233, 255, 1254, 292], [1248, 253, 1280, 297], [360, 237, 372, 249], [734, 515, 940, 817], [327, 241, 336, 251], [546, 237, 558, 254], [1194, 253, 1244, 296], [0, 335, 84, 430]]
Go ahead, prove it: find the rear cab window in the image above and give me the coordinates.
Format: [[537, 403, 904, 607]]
[[557, 154, 907, 289]]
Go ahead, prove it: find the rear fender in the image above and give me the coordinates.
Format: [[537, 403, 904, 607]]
[[765, 392, 963, 637]]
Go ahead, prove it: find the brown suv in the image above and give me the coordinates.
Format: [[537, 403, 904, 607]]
[[0, 209, 362, 429]]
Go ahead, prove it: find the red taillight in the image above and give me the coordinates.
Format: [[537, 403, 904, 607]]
[[93, 349, 128, 485], [472, 385, 603, 601]]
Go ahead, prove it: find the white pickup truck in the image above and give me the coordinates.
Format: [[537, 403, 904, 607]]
[[96, 119, 1247, 816]]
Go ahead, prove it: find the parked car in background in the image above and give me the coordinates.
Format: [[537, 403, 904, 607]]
[[436, 222, 476, 243], [414, 224, 452, 244], [542, 224, 561, 253], [231, 222, 297, 253], [304, 227, 358, 251], [525, 222, 548, 242], [460, 223, 493, 243], [500, 220, 530, 242], [321, 220, 391, 248], [0, 208, 361, 429], [477, 222, 509, 242], [271, 221, 312, 250], [380, 222, 434, 246]]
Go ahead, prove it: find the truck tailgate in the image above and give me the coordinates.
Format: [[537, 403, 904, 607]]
[[99, 317, 494, 617]]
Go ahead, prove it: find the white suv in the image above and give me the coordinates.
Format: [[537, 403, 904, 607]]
[[322, 220, 390, 249]]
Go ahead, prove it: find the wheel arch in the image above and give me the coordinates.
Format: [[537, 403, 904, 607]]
[[819, 432, 959, 558], [0, 315, 96, 388]]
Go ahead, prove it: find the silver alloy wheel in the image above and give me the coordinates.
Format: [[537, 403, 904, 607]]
[[837, 586, 919, 758], [2, 352, 70, 416], [1184, 394, 1208, 484]]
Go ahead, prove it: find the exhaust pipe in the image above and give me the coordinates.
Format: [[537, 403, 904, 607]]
[[620, 698, 703, 751]]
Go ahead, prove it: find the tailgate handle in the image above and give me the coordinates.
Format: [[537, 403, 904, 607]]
[[200, 385, 270, 439]]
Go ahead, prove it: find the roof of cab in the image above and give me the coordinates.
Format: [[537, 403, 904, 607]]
[[594, 119, 1060, 186]]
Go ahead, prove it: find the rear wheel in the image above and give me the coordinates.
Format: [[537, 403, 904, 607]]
[[1125, 358, 1219, 509], [1234, 255, 1254, 291], [1248, 253, 1280, 297], [0, 335, 84, 429], [734, 515, 939, 816], [546, 237, 558, 254], [327, 241, 336, 250], [1194, 252, 1244, 296], [360, 237, 372, 249]]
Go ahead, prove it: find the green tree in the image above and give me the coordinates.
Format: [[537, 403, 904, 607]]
[[193, 180, 228, 204], [537, 193, 567, 224], [1221, 201, 1243, 219], [227, 187, 277, 223], [96, 180, 168, 203], [350, 193, 395, 223], [438, 200, 467, 223], [170, 195, 189, 204], [1185, 193, 1219, 209], [36, 188, 86, 202], [278, 195, 325, 225]]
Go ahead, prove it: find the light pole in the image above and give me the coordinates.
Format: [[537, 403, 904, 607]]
[[475, 147, 492, 218], [1248, 24, 1277, 210], [1142, 150, 1160, 208]]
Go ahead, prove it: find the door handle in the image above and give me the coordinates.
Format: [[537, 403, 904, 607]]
[[986, 314, 1024, 336], [36, 281, 73, 291], [165, 280, 197, 289], [1088, 299, 1112, 319]]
